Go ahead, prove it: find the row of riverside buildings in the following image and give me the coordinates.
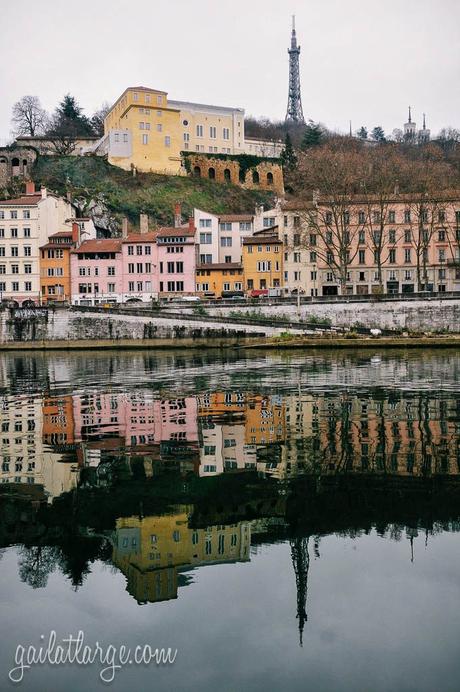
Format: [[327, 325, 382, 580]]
[[1, 182, 460, 306]]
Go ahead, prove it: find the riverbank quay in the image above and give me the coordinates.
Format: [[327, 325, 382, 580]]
[[0, 334, 459, 351]]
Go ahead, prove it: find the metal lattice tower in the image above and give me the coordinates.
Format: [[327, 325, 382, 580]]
[[285, 16, 305, 123]]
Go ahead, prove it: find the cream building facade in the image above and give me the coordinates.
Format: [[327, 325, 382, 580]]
[[0, 183, 75, 305]]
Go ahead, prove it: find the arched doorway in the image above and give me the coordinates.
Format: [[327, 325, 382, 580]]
[[224, 168, 231, 182], [267, 172, 274, 185], [252, 170, 260, 184], [239, 169, 246, 183], [193, 166, 201, 177], [208, 167, 216, 180]]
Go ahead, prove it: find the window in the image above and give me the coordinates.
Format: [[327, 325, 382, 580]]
[[164, 136, 171, 147], [108, 267, 115, 276], [309, 233, 317, 246], [142, 134, 148, 145], [263, 217, 276, 227], [404, 229, 411, 243], [389, 210, 396, 223], [358, 249, 365, 263], [199, 219, 212, 228], [221, 237, 232, 247], [139, 121, 145, 129], [128, 263, 134, 273], [310, 251, 317, 262], [404, 248, 411, 263], [128, 245, 134, 255], [24, 228, 30, 238], [404, 270, 412, 280], [24, 282, 31, 291], [23, 210, 30, 219], [10, 211, 17, 219], [200, 233, 212, 244], [389, 229, 396, 243], [24, 246, 31, 257], [240, 222, 251, 231], [438, 230, 445, 241], [11, 264, 18, 274], [389, 249, 396, 264], [438, 249, 446, 262], [343, 211, 350, 225], [358, 211, 365, 224], [219, 222, 232, 231], [199, 254, 212, 264], [373, 211, 381, 223], [196, 125, 203, 137], [438, 210, 446, 222], [223, 127, 229, 140], [223, 282, 230, 291], [12, 281, 19, 291], [404, 210, 411, 223], [257, 261, 271, 272], [11, 228, 18, 238], [0, 265, 4, 274], [210, 126, 216, 138], [136, 245, 142, 255]]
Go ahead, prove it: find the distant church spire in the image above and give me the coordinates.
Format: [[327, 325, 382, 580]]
[[423, 112, 426, 129], [285, 16, 305, 123], [408, 105, 412, 123]]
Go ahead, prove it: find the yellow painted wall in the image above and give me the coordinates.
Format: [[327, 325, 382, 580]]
[[105, 88, 183, 174], [242, 239, 283, 292], [196, 265, 244, 296]]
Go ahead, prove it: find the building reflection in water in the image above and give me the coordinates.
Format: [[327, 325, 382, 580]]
[[1, 386, 459, 502], [111, 506, 250, 604]]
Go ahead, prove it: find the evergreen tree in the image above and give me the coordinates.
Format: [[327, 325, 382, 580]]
[[280, 132, 297, 170], [301, 120, 323, 149], [47, 94, 94, 139], [371, 126, 386, 143], [357, 126, 368, 140]]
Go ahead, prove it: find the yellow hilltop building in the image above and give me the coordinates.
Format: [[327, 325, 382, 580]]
[[100, 86, 282, 175]]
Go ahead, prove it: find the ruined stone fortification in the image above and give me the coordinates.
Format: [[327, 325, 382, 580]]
[[183, 153, 284, 195]]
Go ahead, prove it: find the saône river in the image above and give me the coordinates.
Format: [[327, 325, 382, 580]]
[[0, 349, 459, 691]]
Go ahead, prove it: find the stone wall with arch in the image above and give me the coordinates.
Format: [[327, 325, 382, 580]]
[[184, 153, 284, 195], [0, 147, 37, 188]]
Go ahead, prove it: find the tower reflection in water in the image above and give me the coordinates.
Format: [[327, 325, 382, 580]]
[[1, 384, 459, 644]]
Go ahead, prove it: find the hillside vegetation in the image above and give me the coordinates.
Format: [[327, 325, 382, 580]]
[[31, 156, 275, 228]]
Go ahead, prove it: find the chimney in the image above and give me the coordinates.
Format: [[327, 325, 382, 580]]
[[140, 213, 149, 234], [25, 181, 35, 196], [174, 202, 182, 228], [66, 190, 72, 203], [72, 221, 80, 245], [122, 217, 129, 238], [41, 186, 47, 200], [188, 216, 195, 232]]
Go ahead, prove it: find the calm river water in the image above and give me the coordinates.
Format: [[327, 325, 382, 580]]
[[0, 348, 459, 691]]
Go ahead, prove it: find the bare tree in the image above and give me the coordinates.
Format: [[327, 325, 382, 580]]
[[11, 95, 48, 137], [296, 141, 368, 293]]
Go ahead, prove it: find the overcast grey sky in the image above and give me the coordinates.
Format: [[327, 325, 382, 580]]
[[1, 0, 459, 142]]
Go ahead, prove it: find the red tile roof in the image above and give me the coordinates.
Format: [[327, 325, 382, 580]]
[[218, 214, 253, 222], [243, 235, 281, 245], [197, 263, 242, 270], [71, 239, 122, 254], [156, 226, 195, 238], [49, 231, 73, 238], [0, 195, 41, 206]]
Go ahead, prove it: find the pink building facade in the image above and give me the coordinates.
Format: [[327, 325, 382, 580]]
[[70, 220, 197, 305], [70, 239, 123, 305]]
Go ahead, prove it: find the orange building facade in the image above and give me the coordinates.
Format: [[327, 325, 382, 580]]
[[40, 225, 78, 303]]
